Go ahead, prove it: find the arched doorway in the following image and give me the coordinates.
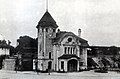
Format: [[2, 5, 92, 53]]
[[67, 59, 77, 72], [48, 61, 52, 70]]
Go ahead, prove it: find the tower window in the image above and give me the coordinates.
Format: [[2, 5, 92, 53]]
[[49, 52, 51, 59], [42, 52, 44, 56], [53, 29, 55, 32], [46, 28, 48, 32]]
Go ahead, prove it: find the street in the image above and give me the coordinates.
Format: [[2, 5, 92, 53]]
[[0, 70, 120, 79]]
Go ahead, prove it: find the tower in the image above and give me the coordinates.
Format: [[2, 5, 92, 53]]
[[36, 11, 58, 71]]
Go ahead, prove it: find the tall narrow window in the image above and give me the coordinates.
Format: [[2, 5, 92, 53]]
[[42, 52, 44, 56], [68, 47, 70, 54], [46, 28, 48, 32], [49, 52, 51, 59], [53, 29, 55, 32], [61, 61, 64, 69], [71, 47, 72, 54], [64, 47, 67, 54]]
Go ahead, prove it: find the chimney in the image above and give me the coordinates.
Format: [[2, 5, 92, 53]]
[[78, 29, 81, 37], [57, 29, 60, 33]]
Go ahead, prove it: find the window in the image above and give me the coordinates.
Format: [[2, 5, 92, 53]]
[[64, 47, 67, 54], [68, 38, 72, 42], [53, 29, 56, 32], [49, 52, 51, 59], [68, 47, 70, 54], [61, 61, 64, 69], [42, 52, 44, 56], [46, 28, 48, 32], [71, 47, 72, 54]]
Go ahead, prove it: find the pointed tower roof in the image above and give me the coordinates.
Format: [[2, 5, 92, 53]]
[[36, 11, 58, 28]]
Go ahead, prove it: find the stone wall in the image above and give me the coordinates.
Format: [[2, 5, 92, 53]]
[[3, 58, 15, 70]]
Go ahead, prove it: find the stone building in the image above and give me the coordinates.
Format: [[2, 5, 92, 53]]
[[36, 11, 89, 72]]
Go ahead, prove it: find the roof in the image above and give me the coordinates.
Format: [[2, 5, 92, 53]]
[[0, 44, 11, 49], [36, 11, 58, 28], [53, 31, 88, 45], [58, 54, 80, 59]]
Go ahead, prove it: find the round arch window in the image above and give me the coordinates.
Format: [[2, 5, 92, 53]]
[[68, 38, 72, 42]]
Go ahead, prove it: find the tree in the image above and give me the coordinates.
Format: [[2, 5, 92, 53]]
[[16, 35, 37, 58], [109, 46, 119, 55]]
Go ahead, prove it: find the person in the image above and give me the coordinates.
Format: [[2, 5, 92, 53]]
[[35, 59, 38, 74], [48, 69, 50, 75], [15, 57, 19, 73]]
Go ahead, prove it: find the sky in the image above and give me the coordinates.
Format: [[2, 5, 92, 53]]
[[0, 0, 120, 47]]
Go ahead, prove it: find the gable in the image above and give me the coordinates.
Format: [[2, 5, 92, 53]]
[[53, 31, 88, 46], [61, 35, 79, 45]]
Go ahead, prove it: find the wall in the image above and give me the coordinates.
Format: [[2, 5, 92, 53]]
[[79, 48, 87, 69], [3, 58, 15, 70], [58, 59, 67, 72]]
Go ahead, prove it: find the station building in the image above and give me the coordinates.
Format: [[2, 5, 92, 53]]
[[36, 11, 89, 72]]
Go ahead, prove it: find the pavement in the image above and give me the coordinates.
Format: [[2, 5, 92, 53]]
[[0, 70, 120, 79]]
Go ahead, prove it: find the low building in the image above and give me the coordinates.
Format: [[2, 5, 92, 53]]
[[0, 40, 11, 69]]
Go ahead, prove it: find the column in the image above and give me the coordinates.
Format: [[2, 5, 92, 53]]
[[43, 28, 46, 57], [73, 47, 74, 54]]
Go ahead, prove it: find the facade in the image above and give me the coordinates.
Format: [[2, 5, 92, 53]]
[[37, 11, 89, 72]]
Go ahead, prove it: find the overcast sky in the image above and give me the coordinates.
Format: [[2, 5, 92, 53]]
[[0, 0, 120, 47]]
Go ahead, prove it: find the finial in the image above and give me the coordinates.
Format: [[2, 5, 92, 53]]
[[46, 0, 48, 11]]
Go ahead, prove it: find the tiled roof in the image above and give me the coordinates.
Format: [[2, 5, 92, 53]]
[[58, 54, 80, 59], [36, 11, 58, 28]]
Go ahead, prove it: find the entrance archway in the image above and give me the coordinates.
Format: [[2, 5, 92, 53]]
[[67, 59, 78, 72]]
